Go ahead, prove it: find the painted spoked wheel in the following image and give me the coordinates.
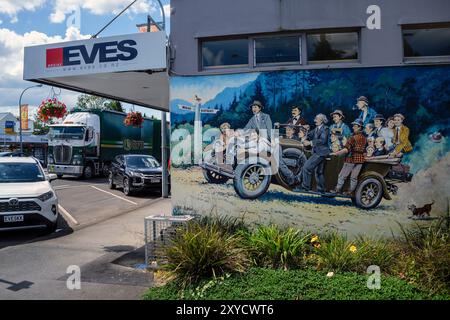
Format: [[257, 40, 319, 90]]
[[353, 177, 383, 210], [233, 163, 271, 199], [123, 178, 133, 196], [202, 169, 229, 184]]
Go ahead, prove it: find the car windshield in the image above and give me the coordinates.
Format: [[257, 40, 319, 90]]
[[126, 156, 160, 168], [0, 163, 45, 183], [49, 126, 85, 140]]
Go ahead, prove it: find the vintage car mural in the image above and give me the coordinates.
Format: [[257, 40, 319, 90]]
[[170, 65, 450, 237]]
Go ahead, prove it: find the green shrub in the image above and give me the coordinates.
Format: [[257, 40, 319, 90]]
[[164, 221, 249, 286], [354, 236, 396, 273], [243, 225, 310, 270], [143, 268, 447, 300], [393, 219, 450, 295], [313, 233, 361, 272], [197, 214, 248, 235]]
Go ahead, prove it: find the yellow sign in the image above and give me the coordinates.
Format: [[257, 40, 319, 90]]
[[21, 104, 29, 130]]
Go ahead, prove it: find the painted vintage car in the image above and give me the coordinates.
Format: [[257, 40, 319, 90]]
[[200, 135, 413, 210]]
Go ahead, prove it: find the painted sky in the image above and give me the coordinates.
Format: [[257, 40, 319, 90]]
[[171, 73, 259, 104], [0, 0, 170, 119]]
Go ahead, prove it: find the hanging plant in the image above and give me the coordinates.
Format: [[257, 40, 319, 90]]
[[37, 98, 67, 122], [124, 111, 144, 128]]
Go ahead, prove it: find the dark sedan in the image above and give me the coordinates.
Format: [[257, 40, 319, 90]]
[[108, 154, 163, 196]]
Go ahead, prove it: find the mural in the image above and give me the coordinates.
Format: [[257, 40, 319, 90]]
[[170, 66, 450, 237]]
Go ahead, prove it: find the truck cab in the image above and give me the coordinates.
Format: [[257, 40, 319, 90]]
[[47, 112, 100, 178]]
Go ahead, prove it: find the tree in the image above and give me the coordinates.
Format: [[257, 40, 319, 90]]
[[76, 94, 123, 112]]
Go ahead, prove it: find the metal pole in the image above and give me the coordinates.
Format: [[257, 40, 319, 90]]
[[19, 84, 42, 153], [161, 111, 169, 198]]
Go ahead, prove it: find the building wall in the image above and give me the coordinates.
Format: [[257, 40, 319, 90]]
[[170, 0, 450, 75]]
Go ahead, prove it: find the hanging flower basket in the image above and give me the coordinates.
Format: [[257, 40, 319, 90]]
[[124, 111, 144, 127], [37, 98, 67, 122]]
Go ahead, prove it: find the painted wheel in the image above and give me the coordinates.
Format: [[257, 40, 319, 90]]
[[108, 173, 116, 189], [233, 163, 271, 199], [83, 165, 94, 179], [353, 177, 383, 210], [123, 178, 133, 196], [202, 169, 229, 184]]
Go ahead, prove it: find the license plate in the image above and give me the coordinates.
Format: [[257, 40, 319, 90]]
[[150, 179, 161, 183], [4, 215, 24, 223]]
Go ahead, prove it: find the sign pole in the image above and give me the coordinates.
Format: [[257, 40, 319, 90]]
[[18, 84, 42, 153]]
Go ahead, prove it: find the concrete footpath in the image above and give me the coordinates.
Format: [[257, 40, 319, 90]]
[[0, 198, 171, 300]]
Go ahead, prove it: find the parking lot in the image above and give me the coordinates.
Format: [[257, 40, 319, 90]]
[[0, 176, 162, 249]]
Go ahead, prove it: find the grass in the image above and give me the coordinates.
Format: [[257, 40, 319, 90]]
[[143, 268, 449, 300]]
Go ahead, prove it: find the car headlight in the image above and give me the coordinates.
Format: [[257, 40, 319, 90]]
[[38, 191, 54, 202], [129, 171, 144, 178], [72, 155, 82, 165]]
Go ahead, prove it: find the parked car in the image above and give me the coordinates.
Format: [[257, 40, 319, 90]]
[[200, 135, 412, 210], [108, 154, 164, 196], [0, 157, 59, 233], [0, 151, 25, 157]]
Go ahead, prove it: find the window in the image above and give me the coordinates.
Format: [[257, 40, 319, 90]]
[[254, 36, 301, 66], [403, 26, 450, 59], [201, 39, 248, 68], [307, 32, 359, 62]]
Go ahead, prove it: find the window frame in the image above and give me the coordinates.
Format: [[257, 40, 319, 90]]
[[200, 37, 250, 70], [401, 23, 450, 64], [306, 30, 360, 64], [252, 35, 302, 67]]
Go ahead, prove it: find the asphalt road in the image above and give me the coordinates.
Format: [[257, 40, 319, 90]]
[[0, 176, 161, 250], [0, 176, 169, 299]]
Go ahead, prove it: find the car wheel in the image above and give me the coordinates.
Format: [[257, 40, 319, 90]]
[[353, 177, 383, 210], [83, 165, 94, 179], [202, 169, 229, 184], [233, 163, 271, 199], [108, 173, 116, 189], [123, 178, 133, 196]]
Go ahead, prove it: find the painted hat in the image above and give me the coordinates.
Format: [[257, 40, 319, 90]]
[[351, 119, 364, 127], [429, 131, 443, 143], [374, 114, 385, 121], [393, 113, 405, 121], [250, 100, 264, 109], [357, 96, 369, 104], [330, 109, 345, 119]]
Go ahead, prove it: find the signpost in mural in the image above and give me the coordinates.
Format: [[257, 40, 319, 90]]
[[178, 95, 218, 164]]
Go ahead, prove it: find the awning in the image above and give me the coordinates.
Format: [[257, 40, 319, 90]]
[[23, 32, 169, 111]]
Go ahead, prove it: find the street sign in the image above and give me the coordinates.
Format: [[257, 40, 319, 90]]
[[178, 105, 195, 111], [4, 121, 15, 134]]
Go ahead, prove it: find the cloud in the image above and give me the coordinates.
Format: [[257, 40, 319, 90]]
[[0, 26, 89, 109], [0, 0, 45, 23], [50, 0, 158, 24]]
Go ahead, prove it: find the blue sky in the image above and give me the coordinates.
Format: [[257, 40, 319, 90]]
[[0, 0, 170, 120]]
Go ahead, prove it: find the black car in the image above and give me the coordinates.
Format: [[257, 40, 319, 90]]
[[108, 154, 163, 196]]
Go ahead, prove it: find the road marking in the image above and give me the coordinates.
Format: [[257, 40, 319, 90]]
[[90, 186, 138, 205], [54, 184, 103, 191], [58, 204, 79, 225]]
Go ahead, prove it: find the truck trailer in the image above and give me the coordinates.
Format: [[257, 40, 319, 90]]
[[47, 109, 161, 179]]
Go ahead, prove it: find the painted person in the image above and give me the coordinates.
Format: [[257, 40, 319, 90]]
[[364, 123, 376, 139], [295, 113, 330, 192], [243, 100, 273, 140], [366, 137, 375, 157], [285, 105, 307, 127], [285, 125, 298, 140], [297, 126, 311, 151], [330, 119, 367, 196], [390, 113, 413, 157], [384, 117, 396, 152], [373, 114, 389, 138], [330, 130, 345, 153], [373, 137, 388, 156], [356, 96, 377, 126], [329, 109, 351, 140]]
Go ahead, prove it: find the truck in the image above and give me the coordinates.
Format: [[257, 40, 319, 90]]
[[47, 109, 161, 179]]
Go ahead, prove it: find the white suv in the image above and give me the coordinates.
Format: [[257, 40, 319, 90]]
[[0, 157, 59, 233]]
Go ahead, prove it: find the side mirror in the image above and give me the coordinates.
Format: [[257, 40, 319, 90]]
[[85, 129, 90, 142], [47, 173, 58, 181]]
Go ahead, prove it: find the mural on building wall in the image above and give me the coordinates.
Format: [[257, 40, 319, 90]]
[[170, 66, 450, 237]]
